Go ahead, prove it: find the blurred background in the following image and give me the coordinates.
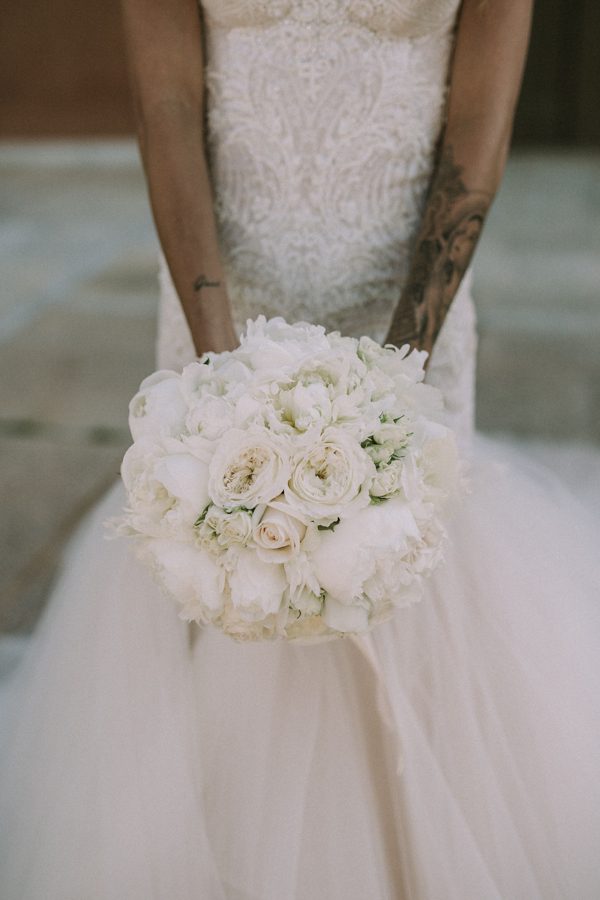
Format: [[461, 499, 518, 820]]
[[1, 1, 599, 633]]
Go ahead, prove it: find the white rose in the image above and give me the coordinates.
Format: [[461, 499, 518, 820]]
[[370, 459, 404, 499], [208, 428, 291, 510], [141, 538, 224, 622], [128, 371, 187, 441], [203, 505, 253, 547], [285, 427, 374, 523], [228, 549, 286, 620], [252, 499, 307, 563]]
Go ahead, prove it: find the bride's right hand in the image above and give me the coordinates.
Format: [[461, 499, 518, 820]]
[[187, 280, 239, 357], [122, 0, 238, 358]]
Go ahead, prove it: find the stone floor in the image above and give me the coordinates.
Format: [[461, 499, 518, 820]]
[[1, 140, 599, 632]]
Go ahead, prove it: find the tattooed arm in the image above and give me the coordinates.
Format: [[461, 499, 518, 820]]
[[121, 0, 237, 356], [385, 0, 533, 360]]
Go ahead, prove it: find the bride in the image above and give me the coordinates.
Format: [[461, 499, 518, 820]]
[[2, 1, 600, 897]]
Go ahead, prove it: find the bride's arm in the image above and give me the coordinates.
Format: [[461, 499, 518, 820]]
[[385, 0, 533, 361], [121, 0, 237, 356]]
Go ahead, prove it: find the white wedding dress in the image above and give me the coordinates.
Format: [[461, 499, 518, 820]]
[[2, 2, 600, 898]]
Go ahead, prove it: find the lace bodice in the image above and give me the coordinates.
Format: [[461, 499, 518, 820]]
[[200, 0, 459, 38], [157, 0, 477, 446]]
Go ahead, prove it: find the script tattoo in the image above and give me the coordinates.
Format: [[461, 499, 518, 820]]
[[193, 273, 221, 297], [386, 145, 492, 356]]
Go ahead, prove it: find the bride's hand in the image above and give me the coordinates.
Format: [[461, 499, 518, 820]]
[[187, 279, 239, 357]]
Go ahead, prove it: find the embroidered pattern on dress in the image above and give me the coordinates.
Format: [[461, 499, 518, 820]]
[[157, 0, 476, 448]]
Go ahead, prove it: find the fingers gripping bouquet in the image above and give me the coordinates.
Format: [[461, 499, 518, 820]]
[[112, 317, 461, 642]]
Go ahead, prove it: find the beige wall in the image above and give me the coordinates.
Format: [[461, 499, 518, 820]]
[[515, 0, 600, 145], [1, 0, 133, 136], [1, 0, 599, 143]]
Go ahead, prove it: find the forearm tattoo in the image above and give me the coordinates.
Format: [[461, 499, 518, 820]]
[[386, 145, 492, 355], [193, 273, 221, 297]]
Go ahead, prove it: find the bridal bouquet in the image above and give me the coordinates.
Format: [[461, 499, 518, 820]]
[[111, 317, 460, 642]]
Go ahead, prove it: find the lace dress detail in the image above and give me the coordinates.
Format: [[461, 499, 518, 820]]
[[156, 0, 476, 445]]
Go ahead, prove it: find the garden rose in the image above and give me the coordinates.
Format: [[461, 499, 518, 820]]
[[208, 428, 291, 509], [252, 500, 307, 563], [285, 427, 374, 522]]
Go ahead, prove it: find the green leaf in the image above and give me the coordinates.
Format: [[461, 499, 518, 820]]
[[194, 505, 210, 527], [317, 518, 340, 532]]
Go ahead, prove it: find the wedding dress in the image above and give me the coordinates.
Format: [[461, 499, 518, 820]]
[[2, 2, 600, 897]]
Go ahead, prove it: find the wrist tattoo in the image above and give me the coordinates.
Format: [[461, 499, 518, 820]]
[[193, 274, 221, 297], [387, 144, 492, 352]]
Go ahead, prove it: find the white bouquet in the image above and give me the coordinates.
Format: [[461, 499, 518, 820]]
[[111, 317, 461, 642]]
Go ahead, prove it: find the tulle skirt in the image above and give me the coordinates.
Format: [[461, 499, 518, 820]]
[[1, 434, 599, 899]]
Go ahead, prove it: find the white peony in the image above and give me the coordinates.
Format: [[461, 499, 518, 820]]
[[290, 586, 323, 617], [276, 379, 333, 432], [311, 498, 420, 606], [185, 395, 233, 441], [252, 498, 307, 563], [208, 428, 291, 510], [128, 371, 187, 442], [236, 317, 328, 375], [241, 316, 330, 365], [228, 549, 286, 621], [121, 439, 172, 525], [285, 427, 375, 523], [152, 452, 210, 529], [141, 538, 224, 622], [180, 359, 222, 402]]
